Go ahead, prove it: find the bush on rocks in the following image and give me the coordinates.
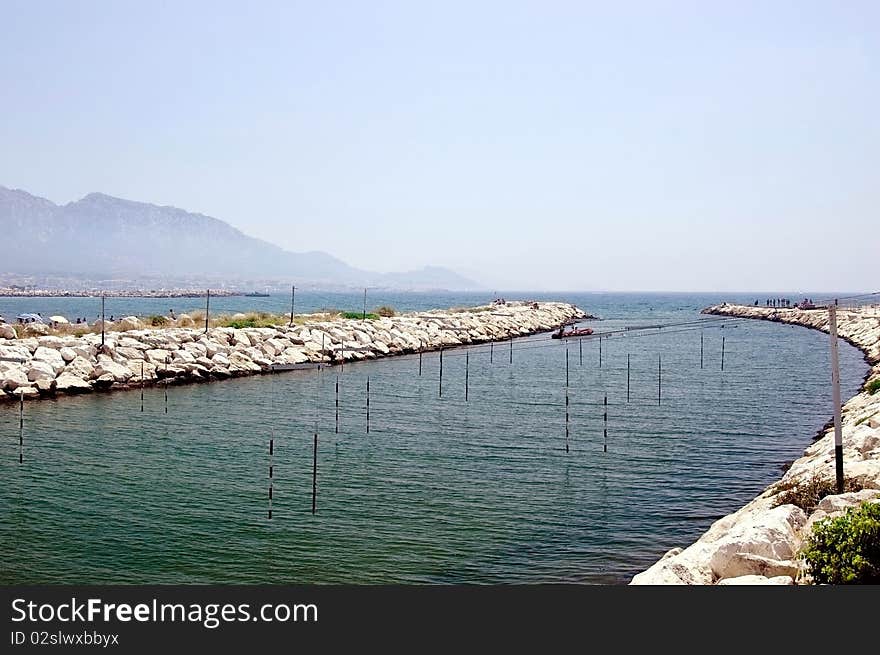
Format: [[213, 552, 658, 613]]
[[801, 501, 880, 584]]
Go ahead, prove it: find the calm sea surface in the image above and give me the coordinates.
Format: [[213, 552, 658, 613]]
[[0, 292, 868, 584]]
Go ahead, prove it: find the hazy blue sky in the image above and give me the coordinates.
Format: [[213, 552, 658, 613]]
[[1, 1, 877, 291]]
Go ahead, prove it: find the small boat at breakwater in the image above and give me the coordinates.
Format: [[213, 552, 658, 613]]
[[552, 325, 594, 339]]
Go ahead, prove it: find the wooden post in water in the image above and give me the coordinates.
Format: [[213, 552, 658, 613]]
[[419, 346, 423, 376], [465, 351, 469, 402], [19, 390, 24, 464], [658, 354, 662, 406], [490, 341, 494, 364], [579, 337, 583, 366], [603, 394, 608, 453], [599, 335, 602, 368], [101, 293, 105, 347], [565, 345, 569, 387], [564, 385, 570, 454], [828, 303, 844, 493], [204, 289, 210, 334], [439, 348, 444, 397], [311, 432, 318, 515], [140, 361, 144, 412], [509, 333, 513, 365], [721, 335, 726, 371], [321, 333, 325, 370], [289, 285, 296, 327], [164, 380, 168, 414], [268, 437, 274, 520], [700, 331, 704, 369], [335, 376, 339, 434], [626, 354, 631, 403], [366, 376, 370, 434]]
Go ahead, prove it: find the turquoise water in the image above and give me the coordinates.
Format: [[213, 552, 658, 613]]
[[0, 293, 868, 583]]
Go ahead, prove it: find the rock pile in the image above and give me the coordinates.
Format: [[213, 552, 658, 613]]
[[631, 303, 880, 585], [0, 302, 587, 400]]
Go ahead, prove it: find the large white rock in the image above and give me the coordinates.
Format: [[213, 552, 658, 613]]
[[94, 359, 133, 383], [64, 356, 95, 379], [55, 373, 92, 393], [1, 365, 30, 390], [26, 361, 56, 381], [117, 316, 142, 331], [231, 330, 251, 347], [59, 347, 77, 363], [0, 324, 16, 339], [37, 336, 65, 349], [0, 344, 31, 362], [32, 346, 66, 373], [145, 349, 171, 364], [708, 504, 807, 581]]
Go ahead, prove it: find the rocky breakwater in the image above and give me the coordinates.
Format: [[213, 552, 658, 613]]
[[631, 303, 880, 585], [0, 301, 587, 401]]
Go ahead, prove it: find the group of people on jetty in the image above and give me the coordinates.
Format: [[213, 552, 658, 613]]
[[753, 297, 816, 309]]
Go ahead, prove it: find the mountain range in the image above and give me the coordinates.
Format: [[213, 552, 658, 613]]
[[0, 185, 480, 291]]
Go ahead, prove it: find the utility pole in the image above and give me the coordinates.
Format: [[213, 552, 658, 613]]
[[828, 302, 844, 493]]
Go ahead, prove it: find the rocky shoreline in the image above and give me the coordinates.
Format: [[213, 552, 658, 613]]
[[0, 301, 587, 401], [630, 303, 880, 585]]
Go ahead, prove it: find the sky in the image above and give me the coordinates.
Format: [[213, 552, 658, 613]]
[[1, 1, 877, 292]]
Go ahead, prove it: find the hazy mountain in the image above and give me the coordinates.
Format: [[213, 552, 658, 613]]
[[0, 186, 481, 290]]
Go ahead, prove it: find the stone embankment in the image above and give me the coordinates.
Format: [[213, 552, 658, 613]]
[[0, 301, 587, 401], [631, 303, 880, 585]]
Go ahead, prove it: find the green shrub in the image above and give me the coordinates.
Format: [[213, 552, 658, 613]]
[[341, 311, 379, 320], [866, 379, 880, 395], [225, 319, 258, 329], [774, 474, 862, 513], [148, 315, 168, 326], [801, 501, 880, 584], [375, 306, 396, 317]]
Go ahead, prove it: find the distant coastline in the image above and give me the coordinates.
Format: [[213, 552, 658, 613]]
[[0, 288, 240, 298]]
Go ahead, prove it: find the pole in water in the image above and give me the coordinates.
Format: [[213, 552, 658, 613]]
[[164, 380, 168, 414], [19, 390, 24, 464], [490, 341, 494, 364], [565, 345, 569, 388], [658, 354, 662, 406], [564, 385, 569, 453], [101, 293, 105, 347], [579, 337, 583, 366], [311, 432, 318, 515], [700, 331, 704, 369], [321, 333, 325, 369], [140, 361, 144, 412], [603, 394, 608, 453], [268, 437, 274, 520], [828, 303, 844, 493], [204, 289, 210, 333], [289, 285, 296, 327], [627, 353, 631, 403], [509, 333, 513, 365], [721, 335, 726, 371], [419, 346, 423, 376], [439, 348, 444, 397], [465, 351, 469, 402], [366, 376, 370, 434], [599, 335, 602, 368], [335, 376, 339, 434]]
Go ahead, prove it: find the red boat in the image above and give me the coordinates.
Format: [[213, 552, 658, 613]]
[[552, 326, 594, 339]]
